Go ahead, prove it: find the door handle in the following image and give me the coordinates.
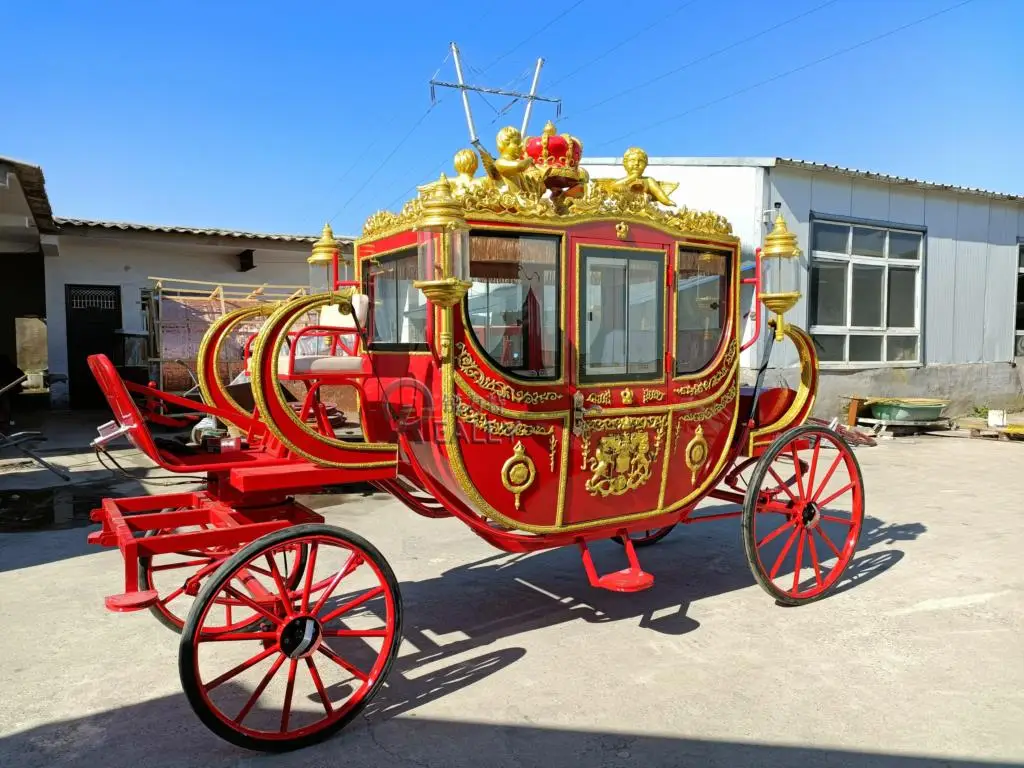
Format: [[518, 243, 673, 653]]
[[572, 392, 602, 435]]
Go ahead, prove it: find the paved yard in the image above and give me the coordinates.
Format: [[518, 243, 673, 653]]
[[1, 433, 1022, 767]]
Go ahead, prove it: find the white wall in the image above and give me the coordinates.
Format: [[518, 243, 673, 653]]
[[44, 232, 312, 406], [581, 161, 764, 367]]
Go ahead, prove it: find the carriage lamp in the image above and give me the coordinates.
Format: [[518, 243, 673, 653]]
[[308, 222, 352, 293], [413, 174, 473, 309], [759, 209, 803, 342]]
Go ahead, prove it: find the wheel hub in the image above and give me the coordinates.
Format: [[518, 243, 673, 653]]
[[279, 615, 323, 659], [802, 501, 821, 529]]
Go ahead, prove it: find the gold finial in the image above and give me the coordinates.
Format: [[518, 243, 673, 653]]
[[308, 221, 338, 265], [417, 173, 466, 230], [762, 213, 801, 260], [542, 120, 556, 136]]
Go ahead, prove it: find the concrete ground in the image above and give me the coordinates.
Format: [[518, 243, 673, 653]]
[[1, 422, 1023, 767]]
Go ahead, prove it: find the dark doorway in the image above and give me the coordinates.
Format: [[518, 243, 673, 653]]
[[65, 284, 122, 409]]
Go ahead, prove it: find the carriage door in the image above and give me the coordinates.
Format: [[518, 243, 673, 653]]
[[562, 237, 672, 527]]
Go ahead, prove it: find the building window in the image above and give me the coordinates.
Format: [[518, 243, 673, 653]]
[[1016, 244, 1024, 357], [808, 219, 923, 364]]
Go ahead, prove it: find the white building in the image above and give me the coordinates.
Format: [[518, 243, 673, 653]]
[[584, 156, 1024, 415], [1, 154, 353, 409]]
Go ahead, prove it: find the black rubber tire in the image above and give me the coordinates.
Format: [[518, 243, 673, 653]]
[[178, 523, 403, 752], [613, 524, 678, 548], [740, 424, 865, 607], [139, 526, 307, 635]]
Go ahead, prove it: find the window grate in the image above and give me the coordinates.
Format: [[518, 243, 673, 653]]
[[69, 286, 119, 311]]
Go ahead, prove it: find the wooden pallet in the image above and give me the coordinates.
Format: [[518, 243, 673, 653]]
[[955, 418, 1024, 442]]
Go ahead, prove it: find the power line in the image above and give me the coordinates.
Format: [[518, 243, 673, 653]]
[[559, 0, 843, 124], [547, 0, 704, 89], [478, 0, 589, 74], [595, 0, 979, 150]]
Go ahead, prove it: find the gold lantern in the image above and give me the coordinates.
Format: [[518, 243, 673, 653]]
[[412, 173, 472, 309], [760, 211, 803, 342], [308, 222, 351, 293]]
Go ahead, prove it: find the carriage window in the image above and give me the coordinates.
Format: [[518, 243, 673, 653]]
[[366, 249, 428, 348], [464, 232, 560, 379], [676, 247, 730, 374], [580, 247, 664, 381]]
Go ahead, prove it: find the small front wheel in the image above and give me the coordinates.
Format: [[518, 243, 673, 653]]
[[742, 424, 865, 606], [179, 524, 402, 752]]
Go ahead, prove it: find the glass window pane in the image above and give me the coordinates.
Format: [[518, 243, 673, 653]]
[[466, 233, 560, 378], [581, 247, 663, 381], [852, 226, 885, 258], [1018, 245, 1024, 270], [887, 267, 917, 328], [809, 261, 847, 326], [889, 231, 922, 260], [849, 335, 883, 362], [676, 248, 730, 374], [887, 335, 919, 362], [627, 259, 662, 375], [812, 334, 845, 361], [1016, 274, 1024, 332], [369, 262, 399, 344], [396, 255, 426, 343], [850, 265, 884, 326], [812, 222, 849, 254]]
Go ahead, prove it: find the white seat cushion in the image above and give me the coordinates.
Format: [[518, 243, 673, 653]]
[[289, 355, 366, 374]]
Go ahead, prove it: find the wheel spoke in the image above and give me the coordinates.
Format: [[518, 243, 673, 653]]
[[757, 518, 795, 549], [204, 645, 278, 692], [769, 525, 800, 580], [318, 645, 369, 683], [159, 585, 186, 606], [322, 628, 388, 638], [790, 445, 806, 500], [807, 531, 823, 589], [311, 552, 364, 616], [320, 585, 385, 626], [818, 482, 857, 509], [224, 585, 284, 626], [280, 659, 298, 733], [767, 467, 798, 501], [821, 513, 855, 526], [301, 542, 319, 613], [810, 453, 843, 503], [265, 553, 294, 616], [806, 438, 822, 495], [760, 500, 793, 515], [199, 631, 277, 643], [792, 529, 806, 594], [306, 656, 333, 715], [234, 653, 286, 725], [815, 525, 843, 559]]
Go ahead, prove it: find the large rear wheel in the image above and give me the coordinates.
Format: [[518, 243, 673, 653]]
[[742, 424, 865, 606], [179, 524, 402, 751]]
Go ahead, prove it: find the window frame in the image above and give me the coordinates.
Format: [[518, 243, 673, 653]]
[[1015, 240, 1024, 358], [808, 214, 925, 368], [363, 247, 429, 352], [462, 229, 563, 382], [578, 244, 666, 385], [673, 244, 733, 377]]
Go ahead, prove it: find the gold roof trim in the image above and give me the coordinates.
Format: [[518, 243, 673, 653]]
[[360, 125, 734, 241]]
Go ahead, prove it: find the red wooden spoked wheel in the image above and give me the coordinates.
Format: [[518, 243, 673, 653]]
[[140, 525, 307, 634], [742, 424, 865, 606], [614, 525, 677, 548], [179, 524, 402, 752]]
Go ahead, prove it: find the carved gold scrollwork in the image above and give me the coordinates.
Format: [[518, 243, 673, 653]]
[[455, 343, 562, 405], [580, 415, 668, 498], [501, 441, 536, 510], [586, 390, 611, 406], [642, 388, 665, 403], [684, 425, 710, 484], [674, 340, 737, 397], [615, 221, 629, 240], [620, 387, 635, 405], [455, 398, 557, 473], [675, 384, 738, 423]]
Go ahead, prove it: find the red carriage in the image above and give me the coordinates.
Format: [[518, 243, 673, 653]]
[[85, 118, 865, 752]]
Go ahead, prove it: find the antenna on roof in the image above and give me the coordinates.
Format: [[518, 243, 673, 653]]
[[429, 42, 561, 146]]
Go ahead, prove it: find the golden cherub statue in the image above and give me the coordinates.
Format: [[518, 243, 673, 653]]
[[450, 148, 494, 194], [475, 126, 547, 197], [599, 147, 678, 206]]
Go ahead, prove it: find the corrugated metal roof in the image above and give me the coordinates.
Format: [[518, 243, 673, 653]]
[[0, 155, 58, 234], [54, 217, 355, 246], [583, 156, 1024, 204]]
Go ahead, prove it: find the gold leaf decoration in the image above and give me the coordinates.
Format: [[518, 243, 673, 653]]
[[455, 343, 562, 405]]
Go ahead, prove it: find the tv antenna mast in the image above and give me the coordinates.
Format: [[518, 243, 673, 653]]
[[429, 42, 562, 148]]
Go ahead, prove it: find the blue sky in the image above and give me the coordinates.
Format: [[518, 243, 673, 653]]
[[3, 0, 1021, 238]]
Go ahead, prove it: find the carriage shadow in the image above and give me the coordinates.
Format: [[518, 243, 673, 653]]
[[324, 507, 925, 722]]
